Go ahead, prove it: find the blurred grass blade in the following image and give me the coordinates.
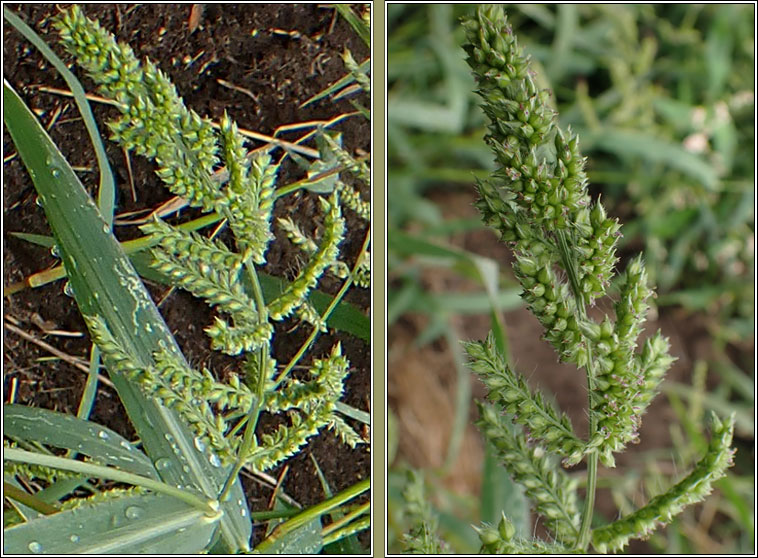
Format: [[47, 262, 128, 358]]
[[4, 405, 157, 479], [388, 229, 510, 347], [3, 81, 251, 551], [3, 492, 218, 554], [480, 439, 529, 536], [3, 7, 115, 225], [582, 127, 719, 191]]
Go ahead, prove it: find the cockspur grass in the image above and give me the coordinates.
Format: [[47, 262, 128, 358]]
[[400, 6, 738, 554], [4, 5, 370, 554]]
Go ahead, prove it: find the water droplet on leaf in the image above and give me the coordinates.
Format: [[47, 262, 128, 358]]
[[28, 541, 43, 553], [125, 506, 144, 520], [193, 436, 206, 453]]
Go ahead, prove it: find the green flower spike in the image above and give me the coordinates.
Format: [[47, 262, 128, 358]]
[[460, 6, 732, 554], [592, 412, 736, 553]]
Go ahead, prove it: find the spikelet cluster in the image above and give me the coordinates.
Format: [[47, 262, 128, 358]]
[[248, 344, 353, 471], [55, 5, 223, 213], [592, 413, 736, 553], [462, 4, 620, 307], [399, 470, 452, 554], [477, 402, 581, 544], [83, 314, 239, 462], [465, 334, 584, 464], [475, 513, 572, 554], [462, 5, 680, 466], [268, 194, 346, 320]]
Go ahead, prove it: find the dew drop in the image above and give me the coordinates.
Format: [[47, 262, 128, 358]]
[[124, 506, 144, 520], [50, 244, 60, 258], [193, 436, 206, 453], [154, 457, 172, 471], [27, 541, 43, 553], [97, 430, 110, 440], [69, 535, 80, 543], [34, 195, 44, 207], [63, 282, 75, 297], [164, 433, 175, 443], [50, 167, 62, 178], [240, 508, 247, 517], [102, 223, 111, 234], [208, 454, 221, 468], [120, 440, 132, 451]]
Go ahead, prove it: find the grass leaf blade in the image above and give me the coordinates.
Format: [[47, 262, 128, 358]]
[[2, 492, 218, 554], [4, 404, 157, 479]]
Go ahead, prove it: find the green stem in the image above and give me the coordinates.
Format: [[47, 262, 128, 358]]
[[556, 230, 599, 550], [321, 501, 370, 537], [578, 451, 598, 549], [4, 448, 220, 516], [218, 260, 269, 503], [253, 477, 369, 553], [3, 482, 60, 515], [322, 515, 371, 546]]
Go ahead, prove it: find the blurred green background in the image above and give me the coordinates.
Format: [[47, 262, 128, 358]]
[[387, 4, 754, 554]]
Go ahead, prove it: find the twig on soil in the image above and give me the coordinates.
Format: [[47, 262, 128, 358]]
[[3, 319, 115, 389], [217, 78, 260, 103], [268, 463, 290, 509]]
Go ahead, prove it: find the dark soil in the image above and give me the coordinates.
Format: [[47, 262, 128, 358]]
[[3, 3, 370, 551]]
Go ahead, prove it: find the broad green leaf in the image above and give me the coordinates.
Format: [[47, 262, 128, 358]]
[[258, 517, 323, 554], [4, 405, 157, 480], [3, 81, 251, 552], [3, 492, 218, 554]]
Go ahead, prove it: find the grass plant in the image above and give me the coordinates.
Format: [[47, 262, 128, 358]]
[[3, 5, 370, 554], [389, 5, 750, 554]]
